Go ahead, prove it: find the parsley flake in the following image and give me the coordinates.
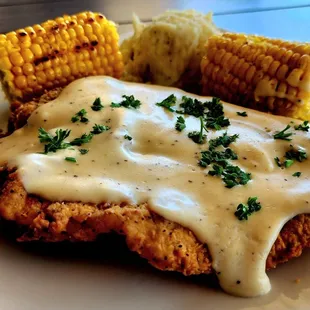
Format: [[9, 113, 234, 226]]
[[175, 116, 186, 131], [91, 97, 104, 111], [208, 132, 239, 149], [65, 157, 76, 163], [124, 134, 132, 140], [237, 111, 247, 117], [188, 117, 207, 144], [284, 159, 294, 168], [274, 157, 282, 167], [292, 172, 302, 177], [70, 133, 93, 146], [234, 197, 262, 221], [273, 125, 293, 141], [274, 147, 307, 168], [111, 95, 141, 109], [294, 121, 309, 132], [71, 109, 89, 123], [176, 96, 204, 117], [199, 148, 238, 168], [156, 94, 176, 112], [38, 128, 71, 154], [208, 162, 251, 188], [91, 124, 111, 135], [285, 148, 307, 162], [221, 164, 251, 188], [204, 97, 230, 130], [79, 149, 89, 155]]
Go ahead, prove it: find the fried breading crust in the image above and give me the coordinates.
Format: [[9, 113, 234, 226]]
[[9, 88, 63, 131], [0, 170, 310, 275]]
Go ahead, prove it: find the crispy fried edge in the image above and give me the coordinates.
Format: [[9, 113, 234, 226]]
[[0, 170, 310, 276], [8, 87, 63, 132]]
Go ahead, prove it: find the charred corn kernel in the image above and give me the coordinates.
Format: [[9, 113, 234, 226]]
[[0, 11, 123, 102], [201, 33, 310, 120]]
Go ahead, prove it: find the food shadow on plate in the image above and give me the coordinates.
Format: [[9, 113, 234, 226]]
[[0, 219, 220, 288]]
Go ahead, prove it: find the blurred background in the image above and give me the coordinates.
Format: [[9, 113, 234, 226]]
[[0, 0, 309, 40]]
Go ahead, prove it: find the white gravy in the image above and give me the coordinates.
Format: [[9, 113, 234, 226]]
[[1, 76, 310, 297]]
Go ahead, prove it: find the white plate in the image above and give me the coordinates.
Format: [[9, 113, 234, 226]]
[[0, 24, 309, 310]]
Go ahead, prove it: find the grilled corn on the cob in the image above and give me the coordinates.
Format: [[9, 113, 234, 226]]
[[201, 33, 310, 120], [0, 11, 124, 102]]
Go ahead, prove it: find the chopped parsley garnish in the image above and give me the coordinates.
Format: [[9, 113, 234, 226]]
[[65, 157, 76, 163], [156, 94, 176, 112], [274, 147, 307, 168], [70, 133, 93, 146], [220, 164, 251, 188], [176, 96, 204, 117], [198, 131, 249, 188], [91, 97, 104, 111], [188, 117, 207, 144], [199, 148, 238, 168], [274, 157, 281, 167], [38, 128, 71, 154], [204, 97, 230, 130], [284, 159, 294, 168], [71, 109, 89, 123], [285, 148, 307, 162], [292, 172, 302, 177], [208, 132, 239, 149], [234, 197, 262, 221], [208, 163, 251, 188], [79, 149, 89, 155], [111, 95, 141, 109], [273, 125, 293, 141], [294, 120, 309, 132], [236, 111, 247, 117], [124, 134, 132, 140], [198, 132, 239, 167], [175, 116, 186, 131], [188, 131, 206, 144], [91, 124, 110, 135]]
